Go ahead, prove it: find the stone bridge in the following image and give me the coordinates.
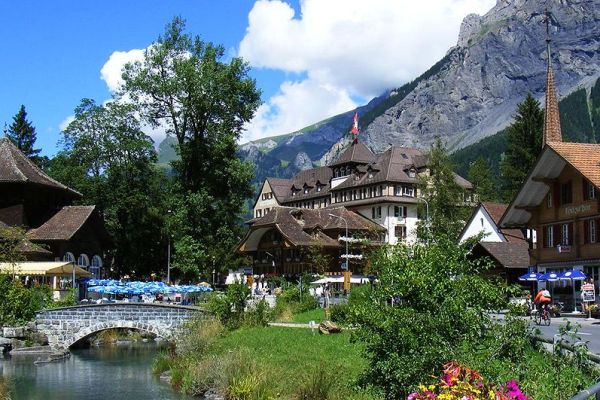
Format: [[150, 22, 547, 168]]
[[35, 303, 203, 350]]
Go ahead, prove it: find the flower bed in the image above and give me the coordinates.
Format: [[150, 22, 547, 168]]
[[408, 362, 528, 400]]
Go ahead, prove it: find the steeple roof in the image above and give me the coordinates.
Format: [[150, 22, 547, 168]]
[[329, 142, 376, 167], [543, 10, 562, 145], [0, 138, 81, 198]]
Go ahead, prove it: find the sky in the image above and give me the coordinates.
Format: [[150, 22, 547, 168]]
[[0, 0, 495, 156]]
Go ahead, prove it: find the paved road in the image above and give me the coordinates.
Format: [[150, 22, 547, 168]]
[[492, 314, 600, 354]]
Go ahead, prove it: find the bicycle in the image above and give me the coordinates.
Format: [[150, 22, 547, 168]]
[[534, 305, 551, 326]]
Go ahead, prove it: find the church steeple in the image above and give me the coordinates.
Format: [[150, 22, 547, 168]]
[[543, 9, 562, 145]]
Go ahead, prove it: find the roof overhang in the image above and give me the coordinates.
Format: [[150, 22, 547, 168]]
[[501, 147, 566, 228], [0, 261, 92, 276]]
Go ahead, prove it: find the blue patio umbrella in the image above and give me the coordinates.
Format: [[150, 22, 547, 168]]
[[559, 270, 587, 313], [539, 272, 560, 302], [519, 272, 543, 296]]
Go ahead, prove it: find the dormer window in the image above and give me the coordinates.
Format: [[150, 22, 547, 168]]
[[408, 168, 416, 178], [303, 185, 309, 194]]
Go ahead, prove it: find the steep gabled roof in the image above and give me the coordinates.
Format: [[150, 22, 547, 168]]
[[476, 241, 530, 269], [329, 142, 376, 167], [547, 142, 600, 189], [0, 138, 81, 198], [266, 177, 292, 201], [28, 206, 97, 241]]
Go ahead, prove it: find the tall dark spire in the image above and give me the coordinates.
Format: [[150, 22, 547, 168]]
[[542, 8, 562, 145]]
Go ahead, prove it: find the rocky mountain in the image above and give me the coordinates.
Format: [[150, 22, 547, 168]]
[[360, 0, 600, 152], [158, 0, 600, 191]]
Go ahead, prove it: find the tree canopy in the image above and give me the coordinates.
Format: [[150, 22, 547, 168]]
[[468, 156, 497, 202], [119, 17, 261, 278]]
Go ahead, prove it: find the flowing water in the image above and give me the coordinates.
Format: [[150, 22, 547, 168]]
[[0, 342, 190, 400]]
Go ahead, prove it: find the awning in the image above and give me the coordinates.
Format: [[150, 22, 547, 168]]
[[0, 262, 92, 277]]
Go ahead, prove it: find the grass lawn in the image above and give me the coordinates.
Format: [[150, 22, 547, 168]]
[[278, 307, 327, 323], [209, 326, 374, 399]]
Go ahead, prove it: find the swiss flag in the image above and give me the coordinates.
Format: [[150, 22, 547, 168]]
[[350, 112, 359, 135]]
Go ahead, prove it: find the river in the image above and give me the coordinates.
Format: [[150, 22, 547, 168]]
[[0, 342, 190, 400]]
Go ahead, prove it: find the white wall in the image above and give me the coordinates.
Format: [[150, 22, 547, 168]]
[[459, 207, 504, 244], [355, 203, 419, 245]]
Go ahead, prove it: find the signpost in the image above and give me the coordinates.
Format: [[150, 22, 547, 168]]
[[582, 283, 595, 320]]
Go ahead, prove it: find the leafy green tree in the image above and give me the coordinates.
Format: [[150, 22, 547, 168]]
[[468, 156, 497, 202], [500, 94, 543, 202], [6, 105, 42, 163], [120, 17, 261, 278], [417, 138, 468, 240], [52, 99, 169, 278], [350, 236, 508, 399]]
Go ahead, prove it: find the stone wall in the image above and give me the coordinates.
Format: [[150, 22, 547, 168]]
[[35, 303, 202, 350]]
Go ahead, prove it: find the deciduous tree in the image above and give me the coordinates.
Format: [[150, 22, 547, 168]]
[[120, 17, 261, 278]]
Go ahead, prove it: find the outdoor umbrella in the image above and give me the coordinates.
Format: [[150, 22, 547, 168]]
[[518, 272, 543, 296], [539, 272, 560, 303], [558, 270, 587, 313]]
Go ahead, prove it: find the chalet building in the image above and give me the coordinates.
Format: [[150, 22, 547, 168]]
[[240, 140, 473, 274], [236, 207, 384, 274], [0, 138, 111, 278], [500, 34, 600, 308], [252, 143, 473, 245], [459, 202, 530, 284]]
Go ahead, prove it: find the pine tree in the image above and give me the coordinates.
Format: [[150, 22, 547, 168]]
[[500, 94, 543, 202], [7, 105, 41, 160], [468, 157, 497, 202]]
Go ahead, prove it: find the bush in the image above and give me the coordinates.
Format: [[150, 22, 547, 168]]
[[0, 275, 53, 325], [329, 304, 349, 324], [207, 283, 251, 327], [351, 236, 510, 398], [175, 317, 224, 356], [273, 286, 318, 319], [295, 364, 335, 400], [244, 300, 271, 327]]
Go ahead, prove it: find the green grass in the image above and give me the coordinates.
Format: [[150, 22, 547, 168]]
[[209, 326, 371, 398], [274, 308, 326, 323]]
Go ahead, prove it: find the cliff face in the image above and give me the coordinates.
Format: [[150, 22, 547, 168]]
[[361, 0, 600, 152]]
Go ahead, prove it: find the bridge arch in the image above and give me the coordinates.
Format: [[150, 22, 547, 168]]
[[66, 320, 165, 348], [35, 303, 203, 350]]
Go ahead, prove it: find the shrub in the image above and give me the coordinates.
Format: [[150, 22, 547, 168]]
[[207, 283, 251, 327], [351, 236, 509, 398], [219, 349, 273, 400], [295, 365, 335, 400], [152, 351, 175, 375], [0, 275, 53, 325], [329, 304, 349, 324], [244, 300, 271, 327]]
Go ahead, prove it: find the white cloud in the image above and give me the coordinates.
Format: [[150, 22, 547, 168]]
[[100, 48, 145, 93], [242, 79, 357, 142], [239, 0, 495, 141], [58, 115, 75, 132]]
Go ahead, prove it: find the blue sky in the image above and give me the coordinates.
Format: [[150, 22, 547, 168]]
[[0, 0, 494, 156]]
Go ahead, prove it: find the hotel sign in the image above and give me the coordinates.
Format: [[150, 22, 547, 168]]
[[564, 204, 592, 216]]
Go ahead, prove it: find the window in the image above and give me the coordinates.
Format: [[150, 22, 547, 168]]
[[590, 220, 597, 244], [317, 185, 322, 192], [394, 185, 402, 196], [402, 186, 415, 197], [480, 217, 484, 227], [545, 226, 554, 248], [395, 225, 407, 240], [584, 179, 597, 200], [368, 187, 373, 197], [408, 168, 416, 178], [77, 254, 89, 267], [379, 185, 383, 196], [62, 252, 75, 263], [561, 223, 572, 246], [394, 206, 407, 218], [547, 191, 553, 208], [372, 207, 381, 219], [256, 209, 262, 218], [560, 181, 573, 205]]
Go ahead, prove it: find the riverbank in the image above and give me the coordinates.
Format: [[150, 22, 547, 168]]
[[153, 318, 378, 399]]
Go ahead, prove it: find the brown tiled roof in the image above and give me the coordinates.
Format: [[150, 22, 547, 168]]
[[548, 142, 600, 189], [266, 177, 292, 201], [477, 242, 530, 269], [453, 173, 473, 189], [285, 166, 334, 201], [329, 142, 376, 167], [28, 206, 96, 241], [16, 241, 53, 256], [0, 138, 81, 197]]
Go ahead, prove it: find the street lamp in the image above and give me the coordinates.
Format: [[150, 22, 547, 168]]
[[329, 213, 349, 272]]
